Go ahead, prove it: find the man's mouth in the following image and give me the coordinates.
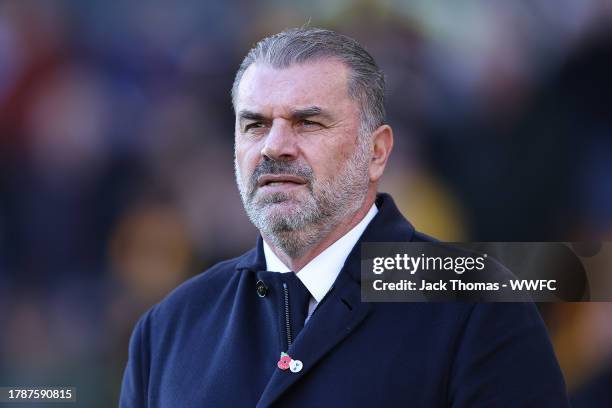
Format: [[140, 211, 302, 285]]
[[257, 174, 307, 188]]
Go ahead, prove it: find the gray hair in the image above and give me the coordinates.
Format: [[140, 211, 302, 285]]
[[231, 27, 386, 135]]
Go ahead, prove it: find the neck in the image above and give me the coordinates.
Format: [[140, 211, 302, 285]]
[[264, 189, 377, 272]]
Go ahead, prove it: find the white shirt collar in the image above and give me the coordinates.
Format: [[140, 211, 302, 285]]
[[264, 203, 378, 303]]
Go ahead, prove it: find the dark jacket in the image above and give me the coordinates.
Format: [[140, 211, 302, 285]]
[[119, 193, 570, 407]]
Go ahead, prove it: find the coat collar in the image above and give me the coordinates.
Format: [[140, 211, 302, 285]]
[[342, 192, 416, 282]]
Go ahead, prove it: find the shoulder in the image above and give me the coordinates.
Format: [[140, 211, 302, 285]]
[[145, 249, 255, 327], [166, 254, 246, 302], [411, 230, 438, 242], [448, 302, 569, 405]]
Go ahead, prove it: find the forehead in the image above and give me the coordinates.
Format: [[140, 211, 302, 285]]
[[235, 59, 355, 115]]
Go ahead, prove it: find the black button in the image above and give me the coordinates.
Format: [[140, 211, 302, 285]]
[[256, 280, 268, 297]]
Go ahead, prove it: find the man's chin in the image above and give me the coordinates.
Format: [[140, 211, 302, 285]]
[[253, 189, 309, 207], [249, 198, 313, 228], [257, 199, 303, 218]]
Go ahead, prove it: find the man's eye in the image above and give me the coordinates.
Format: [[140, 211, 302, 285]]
[[299, 120, 322, 128], [244, 122, 265, 132]]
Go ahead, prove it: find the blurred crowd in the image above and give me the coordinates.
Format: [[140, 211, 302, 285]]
[[0, 0, 611, 406]]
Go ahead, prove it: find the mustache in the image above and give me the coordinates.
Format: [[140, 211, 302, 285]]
[[248, 160, 314, 195]]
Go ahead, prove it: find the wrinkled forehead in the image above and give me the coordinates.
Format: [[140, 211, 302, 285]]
[[234, 59, 357, 116]]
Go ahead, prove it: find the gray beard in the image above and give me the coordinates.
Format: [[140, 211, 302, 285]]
[[235, 139, 371, 259]]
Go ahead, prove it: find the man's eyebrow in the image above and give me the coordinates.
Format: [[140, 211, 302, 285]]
[[237, 106, 333, 122], [290, 106, 332, 121], [238, 110, 267, 121]]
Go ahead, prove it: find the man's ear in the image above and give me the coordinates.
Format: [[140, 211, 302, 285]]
[[369, 124, 394, 182]]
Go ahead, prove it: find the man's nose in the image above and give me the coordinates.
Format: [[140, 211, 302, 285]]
[[261, 120, 298, 161]]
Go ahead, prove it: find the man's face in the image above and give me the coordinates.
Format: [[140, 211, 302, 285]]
[[234, 59, 371, 253]]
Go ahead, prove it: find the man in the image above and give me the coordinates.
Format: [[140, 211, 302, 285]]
[[120, 27, 570, 407]]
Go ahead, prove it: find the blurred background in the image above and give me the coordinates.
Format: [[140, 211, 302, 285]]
[[0, 0, 611, 406]]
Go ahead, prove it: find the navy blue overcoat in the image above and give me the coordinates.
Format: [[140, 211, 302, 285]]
[[120, 193, 569, 407]]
